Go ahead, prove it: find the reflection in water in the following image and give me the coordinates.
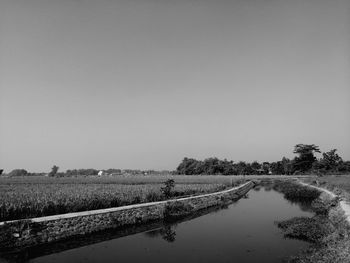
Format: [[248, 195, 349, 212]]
[[0, 184, 315, 263], [145, 225, 177, 243]]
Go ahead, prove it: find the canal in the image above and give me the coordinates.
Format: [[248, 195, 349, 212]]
[[1, 183, 314, 263]]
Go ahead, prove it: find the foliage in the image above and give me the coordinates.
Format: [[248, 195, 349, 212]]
[[176, 158, 257, 175], [292, 144, 321, 173], [161, 179, 175, 198], [312, 149, 345, 175], [65, 169, 99, 176], [176, 144, 350, 175]]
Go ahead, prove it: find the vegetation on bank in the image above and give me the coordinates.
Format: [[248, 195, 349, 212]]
[[0, 178, 232, 222], [273, 179, 350, 263], [303, 175, 350, 201], [271, 180, 321, 204]]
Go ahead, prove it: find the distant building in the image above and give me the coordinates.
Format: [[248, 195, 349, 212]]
[[98, 170, 104, 176]]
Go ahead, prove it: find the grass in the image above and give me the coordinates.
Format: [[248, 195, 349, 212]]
[[313, 175, 350, 192], [0, 174, 310, 185], [303, 174, 350, 200]]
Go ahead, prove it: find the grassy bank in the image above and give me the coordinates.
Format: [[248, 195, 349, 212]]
[[274, 179, 350, 263], [302, 175, 350, 201]]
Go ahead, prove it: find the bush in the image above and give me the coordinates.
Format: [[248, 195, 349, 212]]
[[161, 179, 175, 198]]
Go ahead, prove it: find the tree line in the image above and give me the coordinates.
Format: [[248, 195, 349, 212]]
[[2, 168, 172, 177], [176, 144, 350, 175], [2, 144, 350, 177]]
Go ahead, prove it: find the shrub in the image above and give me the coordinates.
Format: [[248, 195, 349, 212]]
[[161, 179, 175, 198]]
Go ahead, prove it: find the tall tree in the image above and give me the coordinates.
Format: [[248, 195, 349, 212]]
[[292, 144, 320, 173], [321, 149, 342, 169], [48, 165, 59, 177]]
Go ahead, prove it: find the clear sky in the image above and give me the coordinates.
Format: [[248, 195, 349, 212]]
[[1, 0, 349, 172]]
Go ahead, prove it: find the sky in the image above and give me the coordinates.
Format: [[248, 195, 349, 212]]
[[0, 0, 349, 172]]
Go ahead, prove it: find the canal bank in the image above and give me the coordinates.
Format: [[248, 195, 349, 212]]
[[299, 180, 350, 226], [274, 179, 350, 263], [0, 181, 255, 249]]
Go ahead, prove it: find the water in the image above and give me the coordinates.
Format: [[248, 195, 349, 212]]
[[1, 185, 314, 263]]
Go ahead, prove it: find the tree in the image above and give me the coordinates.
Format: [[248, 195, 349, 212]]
[[281, 157, 293, 175], [176, 157, 197, 175], [292, 144, 321, 173], [262, 162, 271, 174], [270, 161, 284, 175], [321, 149, 342, 170], [251, 161, 261, 171], [65, 169, 99, 176], [8, 169, 28, 177], [161, 179, 175, 198], [313, 149, 343, 174], [202, 158, 224, 175], [48, 165, 59, 177]]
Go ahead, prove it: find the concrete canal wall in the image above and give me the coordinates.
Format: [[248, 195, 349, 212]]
[[0, 181, 255, 248]]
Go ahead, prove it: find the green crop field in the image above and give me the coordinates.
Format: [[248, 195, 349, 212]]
[[0, 175, 243, 222], [0, 174, 306, 222]]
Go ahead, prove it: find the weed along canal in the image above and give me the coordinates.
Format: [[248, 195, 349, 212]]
[[0, 181, 321, 263]]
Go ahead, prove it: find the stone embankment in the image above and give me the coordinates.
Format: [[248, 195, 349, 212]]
[[0, 181, 255, 249]]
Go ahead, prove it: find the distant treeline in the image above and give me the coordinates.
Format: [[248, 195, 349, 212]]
[[2, 168, 172, 177], [176, 144, 350, 175], [2, 144, 350, 177]]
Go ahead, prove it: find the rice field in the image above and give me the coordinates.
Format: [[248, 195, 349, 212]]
[[0, 176, 241, 222]]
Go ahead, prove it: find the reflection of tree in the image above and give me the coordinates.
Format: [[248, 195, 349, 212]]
[[144, 228, 162, 238], [253, 185, 261, 191], [144, 224, 176, 243], [161, 225, 176, 243]]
